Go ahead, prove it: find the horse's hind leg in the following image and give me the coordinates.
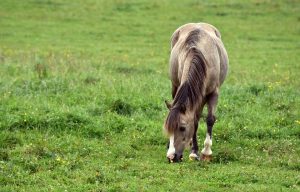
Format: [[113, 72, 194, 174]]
[[201, 90, 218, 160]]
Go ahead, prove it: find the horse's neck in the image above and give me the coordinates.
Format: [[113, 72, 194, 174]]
[[187, 94, 205, 117]]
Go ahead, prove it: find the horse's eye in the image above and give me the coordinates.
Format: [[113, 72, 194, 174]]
[[179, 126, 186, 132]]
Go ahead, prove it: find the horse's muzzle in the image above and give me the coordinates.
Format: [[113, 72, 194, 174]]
[[168, 154, 183, 163]]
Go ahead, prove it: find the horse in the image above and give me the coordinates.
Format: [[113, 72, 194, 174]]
[[164, 23, 228, 162]]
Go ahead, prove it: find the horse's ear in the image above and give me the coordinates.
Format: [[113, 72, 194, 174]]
[[180, 104, 186, 114], [165, 100, 172, 110]]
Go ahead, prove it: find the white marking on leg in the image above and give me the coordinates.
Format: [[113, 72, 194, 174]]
[[201, 133, 212, 156], [167, 135, 175, 159], [189, 138, 199, 160], [189, 153, 199, 160]]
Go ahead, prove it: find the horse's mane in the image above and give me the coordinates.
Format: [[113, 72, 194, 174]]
[[165, 29, 207, 133]]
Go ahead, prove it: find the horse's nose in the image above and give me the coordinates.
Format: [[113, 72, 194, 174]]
[[168, 154, 183, 163]]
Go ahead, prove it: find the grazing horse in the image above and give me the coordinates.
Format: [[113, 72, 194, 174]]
[[164, 23, 228, 162]]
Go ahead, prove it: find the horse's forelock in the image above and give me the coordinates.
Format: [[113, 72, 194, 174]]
[[165, 107, 181, 134]]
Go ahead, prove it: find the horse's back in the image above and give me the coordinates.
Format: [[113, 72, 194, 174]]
[[170, 23, 221, 49], [170, 23, 228, 92]]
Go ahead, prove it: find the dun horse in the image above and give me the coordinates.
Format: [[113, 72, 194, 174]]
[[164, 23, 228, 162]]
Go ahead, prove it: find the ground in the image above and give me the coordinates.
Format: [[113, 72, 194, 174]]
[[0, 0, 299, 191]]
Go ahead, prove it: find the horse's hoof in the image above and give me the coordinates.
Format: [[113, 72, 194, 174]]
[[189, 153, 200, 161], [200, 154, 212, 161]]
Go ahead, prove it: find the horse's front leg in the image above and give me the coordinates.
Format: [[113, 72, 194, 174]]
[[189, 120, 200, 160], [189, 107, 202, 161], [201, 91, 218, 161]]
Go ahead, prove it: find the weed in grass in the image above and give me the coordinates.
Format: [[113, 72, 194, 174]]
[[34, 63, 48, 79], [0, 150, 9, 161], [109, 99, 134, 116], [212, 148, 239, 164], [0, 134, 22, 149], [84, 76, 99, 85]]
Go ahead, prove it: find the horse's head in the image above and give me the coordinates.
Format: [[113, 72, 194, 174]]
[[164, 101, 195, 162]]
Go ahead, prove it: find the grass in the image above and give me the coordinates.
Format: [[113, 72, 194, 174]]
[[0, 0, 299, 191]]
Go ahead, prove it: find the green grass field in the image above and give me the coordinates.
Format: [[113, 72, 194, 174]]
[[0, 0, 299, 191]]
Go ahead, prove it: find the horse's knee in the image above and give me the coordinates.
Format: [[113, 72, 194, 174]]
[[206, 115, 216, 127]]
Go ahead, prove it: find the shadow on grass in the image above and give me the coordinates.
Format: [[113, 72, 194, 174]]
[[212, 147, 239, 164], [6, 113, 89, 132]]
